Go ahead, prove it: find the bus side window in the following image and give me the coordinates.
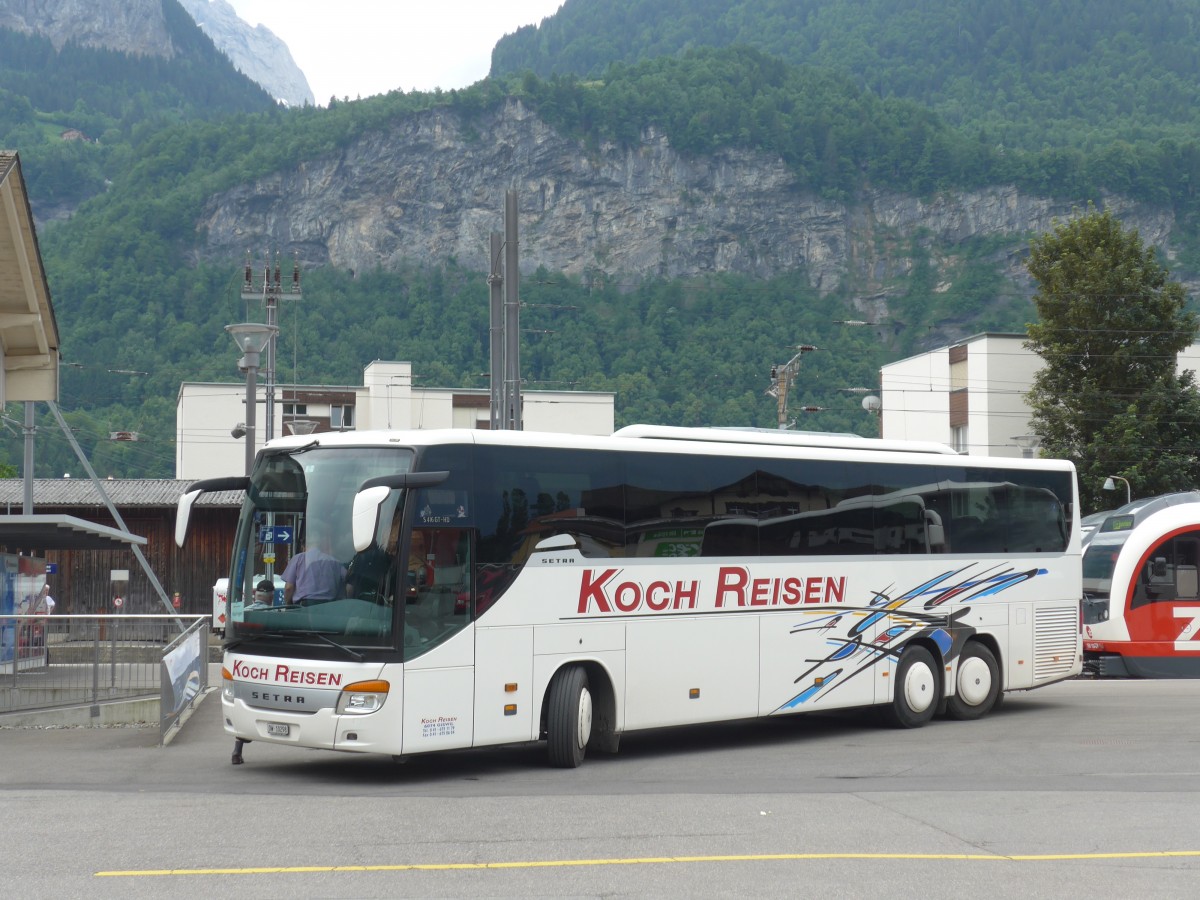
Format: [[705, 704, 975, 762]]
[[404, 528, 472, 654], [474, 446, 625, 565], [700, 520, 758, 557]]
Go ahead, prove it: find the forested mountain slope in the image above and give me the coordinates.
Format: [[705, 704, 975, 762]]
[[491, 0, 1200, 151], [0, 0, 275, 212], [1, 12, 1198, 476], [16, 47, 1197, 478]]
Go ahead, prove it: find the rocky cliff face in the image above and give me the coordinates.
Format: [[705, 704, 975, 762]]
[[197, 99, 1182, 322], [0, 0, 174, 55], [178, 0, 313, 107]]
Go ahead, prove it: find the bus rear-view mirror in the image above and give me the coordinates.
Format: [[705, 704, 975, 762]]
[[351, 471, 451, 553], [352, 485, 392, 553], [175, 476, 248, 547]]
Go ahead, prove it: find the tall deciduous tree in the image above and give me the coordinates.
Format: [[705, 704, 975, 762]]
[[1025, 207, 1200, 512]]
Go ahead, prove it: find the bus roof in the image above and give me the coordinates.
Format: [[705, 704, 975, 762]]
[[261, 426, 1074, 471], [612, 424, 959, 455]]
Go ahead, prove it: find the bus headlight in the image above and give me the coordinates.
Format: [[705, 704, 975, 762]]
[[336, 680, 390, 715], [222, 666, 234, 702]]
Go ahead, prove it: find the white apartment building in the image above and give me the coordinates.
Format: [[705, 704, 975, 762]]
[[881, 333, 1200, 457], [176, 360, 615, 479]]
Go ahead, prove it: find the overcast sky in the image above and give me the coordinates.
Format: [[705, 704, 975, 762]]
[[224, 0, 567, 104]]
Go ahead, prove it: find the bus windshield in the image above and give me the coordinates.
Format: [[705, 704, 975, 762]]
[[226, 445, 414, 650]]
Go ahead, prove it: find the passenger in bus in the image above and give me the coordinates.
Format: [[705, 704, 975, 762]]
[[407, 530, 434, 595], [283, 530, 346, 604], [345, 514, 402, 603], [252, 579, 276, 607]]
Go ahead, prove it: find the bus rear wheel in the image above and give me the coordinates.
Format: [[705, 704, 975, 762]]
[[547, 666, 592, 768], [946, 642, 1000, 720], [882, 645, 940, 728]]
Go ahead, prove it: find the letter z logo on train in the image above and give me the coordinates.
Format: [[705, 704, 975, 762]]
[[1174, 607, 1200, 652], [577, 567, 845, 615]]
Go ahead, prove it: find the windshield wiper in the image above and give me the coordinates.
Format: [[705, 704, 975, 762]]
[[287, 439, 320, 455], [225, 628, 365, 661], [293, 630, 365, 661]]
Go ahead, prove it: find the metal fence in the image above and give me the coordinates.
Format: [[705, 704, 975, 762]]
[[0, 614, 208, 717]]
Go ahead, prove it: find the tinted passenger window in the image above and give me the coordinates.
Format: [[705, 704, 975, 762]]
[[754, 459, 950, 556], [625, 452, 760, 557], [474, 445, 624, 565], [942, 467, 1067, 554]]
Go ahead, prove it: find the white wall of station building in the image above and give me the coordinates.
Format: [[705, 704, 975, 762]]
[[881, 333, 1200, 458], [176, 336, 1200, 475], [176, 360, 615, 480]]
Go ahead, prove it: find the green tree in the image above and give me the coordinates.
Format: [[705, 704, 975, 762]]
[[1025, 207, 1200, 511]]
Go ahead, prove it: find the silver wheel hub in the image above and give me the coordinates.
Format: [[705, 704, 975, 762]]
[[957, 656, 992, 706], [904, 660, 935, 713], [577, 688, 593, 749]]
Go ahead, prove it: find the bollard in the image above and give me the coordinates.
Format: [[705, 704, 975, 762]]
[[90, 622, 101, 718]]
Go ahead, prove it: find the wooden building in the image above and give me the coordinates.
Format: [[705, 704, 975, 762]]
[[0, 479, 241, 616]]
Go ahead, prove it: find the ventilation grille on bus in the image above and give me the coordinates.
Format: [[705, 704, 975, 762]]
[[1034, 606, 1080, 681]]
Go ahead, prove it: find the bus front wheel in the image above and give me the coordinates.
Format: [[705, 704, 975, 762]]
[[946, 642, 1000, 720], [883, 645, 940, 728], [547, 666, 592, 768]]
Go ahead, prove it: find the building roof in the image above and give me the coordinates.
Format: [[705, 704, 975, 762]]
[[0, 478, 244, 509], [0, 152, 59, 402], [883, 332, 1029, 368], [0, 514, 147, 551]]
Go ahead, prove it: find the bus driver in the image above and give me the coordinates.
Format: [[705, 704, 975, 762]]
[[282, 529, 346, 604]]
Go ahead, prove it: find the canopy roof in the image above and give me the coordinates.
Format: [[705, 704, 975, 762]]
[[0, 514, 146, 551], [0, 152, 59, 402]]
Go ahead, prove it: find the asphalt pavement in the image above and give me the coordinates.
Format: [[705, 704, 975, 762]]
[[5, 676, 1200, 899]]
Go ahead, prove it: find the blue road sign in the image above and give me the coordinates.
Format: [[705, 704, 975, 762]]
[[258, 526, 294, 545]]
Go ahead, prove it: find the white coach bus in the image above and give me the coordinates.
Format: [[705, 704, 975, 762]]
[[176, 425, 1082, 767]]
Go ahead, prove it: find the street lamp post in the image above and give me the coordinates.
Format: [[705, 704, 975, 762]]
[[1103, 475, 1132, 506], [242, 253, 302, 443], [862, 394, 882, 435], [1012, 434, 1042, 459], [226, 323, 278, 475]]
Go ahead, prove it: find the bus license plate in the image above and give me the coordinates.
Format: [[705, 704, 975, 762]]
[[266, 723, 290, 737]]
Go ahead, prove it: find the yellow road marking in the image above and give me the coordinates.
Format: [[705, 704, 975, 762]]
[[97, 850, 1200, 877]]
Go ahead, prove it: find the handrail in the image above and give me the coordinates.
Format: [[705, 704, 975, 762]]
[[0, 614, 209, 722]]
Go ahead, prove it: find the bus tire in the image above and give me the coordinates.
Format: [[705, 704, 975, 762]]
[[882, 644, 940, 728], [946, 642, 1000, 720], [547, 665, 592, 768]]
